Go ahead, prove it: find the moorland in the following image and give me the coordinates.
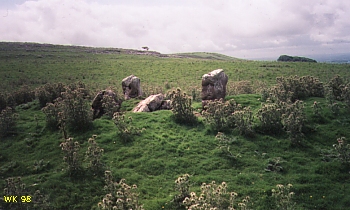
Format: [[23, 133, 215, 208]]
[[1, 42, 350, 209]]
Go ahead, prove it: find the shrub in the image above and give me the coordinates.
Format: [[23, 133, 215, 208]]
[[101, 94, 121, 119], [270, 75, 324, 103], [257, 102, 284, 134], [233, 106, 255, 137], [328, 75, 345, 101], [228, 80, 254, 95], [59, 137, 81, 175], [215, 132, 241, 160], [35, 82, 66, 108], [202, 99, 238, 132], [113, 112, 143, 143], [271, 184, 296, 210], [2, 177, 30, 210], [0, 107, 18, 138], [182, 179, 251, 210], [333, 137, 350, 164], [12, 85, 35, 106], [97, 171, 144, 210], [168, 88, 197, 124], [85, 135, 104, 174], [341, 83, 350, 110], [60, 88, 93, 131], [265, 157, 285, 172], [281, 100, 306, 144], [173, 174, 191, 207], [41, 101, 62, 130]]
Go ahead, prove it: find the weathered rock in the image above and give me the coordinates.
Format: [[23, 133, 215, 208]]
[[160, 100, 172, 110], [91, 89, 121, 119], [133, 94, 166, 112], [201, 69, 228, 107], [122, 75, 142, 100]]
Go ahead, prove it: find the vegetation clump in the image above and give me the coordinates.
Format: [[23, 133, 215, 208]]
[[272, 184, 296, 210], [333, 137, 350, 164], [277, 55, 317, 63], [168, 88, 197, 124], [41, 83, 93, 132], [202, 99, 238, 132], [59, 137, 81, 175], [0, 107, 18, 137], [113, 112, 143, 142], [98, 171, 144, 210], [85, 135, 105, 174]]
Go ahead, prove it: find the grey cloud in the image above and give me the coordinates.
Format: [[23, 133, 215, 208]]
[[1, 0, 350, 59]]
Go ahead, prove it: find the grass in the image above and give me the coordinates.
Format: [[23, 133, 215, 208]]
[[1, 42, 350, 209]]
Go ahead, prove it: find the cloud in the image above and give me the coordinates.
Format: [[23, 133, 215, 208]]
[[1, 0, 350, 58]]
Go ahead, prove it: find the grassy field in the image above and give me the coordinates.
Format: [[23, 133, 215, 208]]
[[1, 42, 350, 209]]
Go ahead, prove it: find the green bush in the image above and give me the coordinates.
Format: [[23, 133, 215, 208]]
[[101, 94, 121, 119], [182, 179, 251, 210], [333, 137, 350, 164], [341, 83, 350, 110], [12, 85, 35, 106], [85, 135, 104, 174], [168, 88, 197, 124], [97, 171, 144, 210], [60, 88, 92, 131], [0, 107, 18, 138], [202, 99, 238, 132], [233, 106, 255, 137], [173, 174, 191, 207], [215, 132, 240, 160], [272, 184, 296, 210], [59, 137, 81, 175], [41, 101, 61, 130], [257, 102, 284, 134], [328, 75, 345, 101], [281, 100, 306, 144], [113, 112, 143, 143], [270, 75, 324, 103], [35, 82, 66, 108]]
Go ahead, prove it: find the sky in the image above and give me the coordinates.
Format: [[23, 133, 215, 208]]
[[1, 0, 350, 59]]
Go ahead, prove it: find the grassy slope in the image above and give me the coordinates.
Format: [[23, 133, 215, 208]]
[[1, 42, 350, 209]]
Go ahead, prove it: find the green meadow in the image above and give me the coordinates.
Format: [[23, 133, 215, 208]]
[[1, 42, 350, 209]]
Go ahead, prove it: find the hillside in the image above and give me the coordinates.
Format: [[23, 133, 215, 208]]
[[1, 42, 350, 209], [172, 52, 244, 61]]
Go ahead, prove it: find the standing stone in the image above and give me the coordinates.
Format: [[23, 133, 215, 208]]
[[92, 89, 121, 119], [201, 69, 228, 107], [122, 75, 142, 100]]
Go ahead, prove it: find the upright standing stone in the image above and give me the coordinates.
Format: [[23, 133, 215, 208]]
[[201, 69, 228, 107], [122, 75, 142, 100]]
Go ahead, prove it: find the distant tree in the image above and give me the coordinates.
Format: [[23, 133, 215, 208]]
[[142, 46, 149, 51], [277, 55, 317, 63]]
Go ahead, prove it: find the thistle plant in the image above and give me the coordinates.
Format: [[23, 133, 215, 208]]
[[85, 135, 105, 174], [182, 180, 251, 210], [98, 171, 144, 210], [202, 99, 238, 132], [312, 101, 322, 117], [281, 100, 306, 144], [168, 88, 197, 124], [2, 177, 30, 210], [113, 112, 143, 143], [215, 132, 240, 159], [333, 137, 350, 164], [257, 102, 284, 134], [0, 107, 18, 138], [101, 94, 121, 119], [173, 174, 191, 206], [59, 137, 81, 175], [41, 101, 61, 130], [233, 106, 255, 137], [328, 75, 345, 101], [272, 184, 296, 210], [341, 83, 350, 111]]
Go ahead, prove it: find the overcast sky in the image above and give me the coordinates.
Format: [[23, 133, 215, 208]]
[[1, 0, 350, 59]]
